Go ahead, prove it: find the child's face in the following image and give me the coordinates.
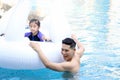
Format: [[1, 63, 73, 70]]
[[29, 22, 39, 35]]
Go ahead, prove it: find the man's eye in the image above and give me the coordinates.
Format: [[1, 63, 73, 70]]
[[65, 50, 68, 52]]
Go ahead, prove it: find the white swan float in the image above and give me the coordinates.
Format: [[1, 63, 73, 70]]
[[0, 0, 71, 70]]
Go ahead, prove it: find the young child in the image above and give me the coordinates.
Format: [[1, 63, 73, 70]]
[[24, 19, 50, 42]]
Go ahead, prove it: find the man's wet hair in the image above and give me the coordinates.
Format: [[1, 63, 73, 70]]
[[62, 38, 76, 49], [29, 19, 40, 27]]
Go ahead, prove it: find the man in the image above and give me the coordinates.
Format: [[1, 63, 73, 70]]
[[30, 34, 85, 74]]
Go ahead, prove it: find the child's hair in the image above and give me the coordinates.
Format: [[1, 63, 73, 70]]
[[29, 19, 40, 27], [62, 38, 76, 49]]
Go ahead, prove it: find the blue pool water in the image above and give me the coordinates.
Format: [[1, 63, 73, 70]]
[[0, 0, 120, 80]]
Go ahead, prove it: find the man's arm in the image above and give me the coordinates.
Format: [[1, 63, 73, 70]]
[[29, 42, 75, 72], [71, 34, 85, 58]]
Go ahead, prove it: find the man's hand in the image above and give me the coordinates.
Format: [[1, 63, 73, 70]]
[[71, 34, 78, 41], [29, 42, 40, 52]]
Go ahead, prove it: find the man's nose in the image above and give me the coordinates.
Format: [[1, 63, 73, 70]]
[[62, 51, 66, 55]]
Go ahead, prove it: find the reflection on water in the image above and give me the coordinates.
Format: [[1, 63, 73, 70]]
[[0, 0, 120, 80], [107, 0, 120, 56], [64, 0, 120, 80]]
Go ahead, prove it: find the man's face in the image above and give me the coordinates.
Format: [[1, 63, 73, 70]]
[[29, 22, 39, 35], [61, 44, 75, 61]]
